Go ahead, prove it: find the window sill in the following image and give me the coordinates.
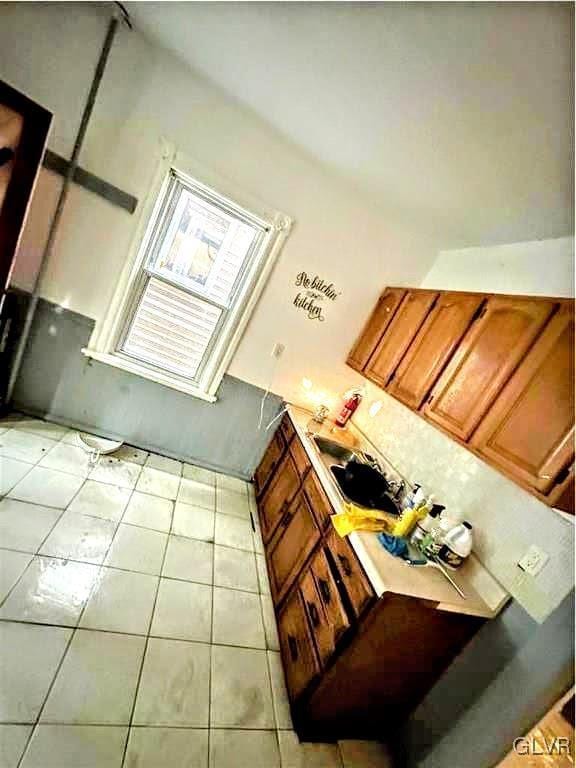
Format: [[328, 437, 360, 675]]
[[81, 349, 218, 403]]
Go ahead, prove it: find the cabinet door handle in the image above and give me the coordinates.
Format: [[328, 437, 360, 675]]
[[338, 554, 353, 577], [288, 635, 298, 662], [307, 601, 320, 627], [318, 578, 331, 605]]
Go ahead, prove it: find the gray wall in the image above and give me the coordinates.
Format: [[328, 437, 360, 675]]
[[12, 298, 284, 479], [399, 590, 574, 767]]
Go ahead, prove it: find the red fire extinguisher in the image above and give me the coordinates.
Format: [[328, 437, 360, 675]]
[[335, 390, 362, 428]]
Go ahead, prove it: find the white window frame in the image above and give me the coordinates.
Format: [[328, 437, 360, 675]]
[[83, 141, 292, 402]]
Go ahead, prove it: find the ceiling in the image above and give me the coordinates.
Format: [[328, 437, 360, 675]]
[[128, 2, 574, 249]]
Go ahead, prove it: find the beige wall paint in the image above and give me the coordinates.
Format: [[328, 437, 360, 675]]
[[1, 2, 438, 408], [422, 237, 574, 298], [354, 238, 575, 622]]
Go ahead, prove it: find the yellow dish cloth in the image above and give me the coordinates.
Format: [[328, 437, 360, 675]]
[[331, 503, 392, 537]]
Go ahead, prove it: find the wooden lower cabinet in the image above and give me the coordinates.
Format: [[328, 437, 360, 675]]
[[255, 419, 484, 740], [254, 430, 284, 496], [297, 593, 482, 740], [259, 453, 300, 542], [268, 491, 320, 603], [278, 590, 321, 699]]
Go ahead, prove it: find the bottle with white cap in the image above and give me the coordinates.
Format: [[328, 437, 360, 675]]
[[438, 521, 473, 570]]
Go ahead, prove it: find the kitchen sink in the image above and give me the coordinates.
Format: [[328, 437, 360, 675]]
[[311, 435, 358, 465]]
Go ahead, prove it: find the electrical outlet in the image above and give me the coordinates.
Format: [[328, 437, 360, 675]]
[[518, 545, 549, 576], [271, 343, 285, 359]]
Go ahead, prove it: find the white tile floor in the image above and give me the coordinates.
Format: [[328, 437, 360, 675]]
[[0, 414, 391, 767]]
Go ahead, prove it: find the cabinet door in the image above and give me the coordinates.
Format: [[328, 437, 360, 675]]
[[268, 492, 320, 603], [471, 305, 574, 495], [423, 297, 556, 441], [303, 470, 333, 530], [326, 530, 374, 620], [347, 288, 406, 372], [278, 590, 321, 700], [289, 435, 311, 479], [388, 292, 484, 409], [259, 454, 300, 542], [365, 290, 438, 388], [300, 548, 350, 667], [254, 430, 285, 496]]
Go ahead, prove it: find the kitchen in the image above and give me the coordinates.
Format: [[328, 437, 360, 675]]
[[0, 2, 573, 767]]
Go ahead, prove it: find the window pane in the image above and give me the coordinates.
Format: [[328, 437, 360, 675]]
[[149, 187, 261, 307], [122, 277, 222, 380]]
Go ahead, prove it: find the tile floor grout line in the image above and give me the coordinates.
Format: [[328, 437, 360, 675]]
[[0, 548, 261, 593], [16, 502, 136, 768], [0, 617, 271, 651], [0, 504, 68, 610], [119, 501, 173, 768], [206, 478, 218, 767]]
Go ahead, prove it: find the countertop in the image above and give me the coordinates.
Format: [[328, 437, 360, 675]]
[[287, 406, 509, 620]]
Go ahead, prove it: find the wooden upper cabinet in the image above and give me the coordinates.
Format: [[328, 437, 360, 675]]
[[471, 304, 574, 496], [388, 292, 485, 409], [365, 290, 439, 388], [347, 288, 406, 372], [423, 296, 556, 441]]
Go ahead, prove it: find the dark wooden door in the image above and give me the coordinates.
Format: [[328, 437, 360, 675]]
[[423, 296, 556, 441], [365, 290, 438, 388], [268, 492, 320, 603], [472, 304, 574, 495], [259, 453, 300, 542], [388, 292, 484, 409], [278, 589, 321, 700], [347, 287, 406, 372]]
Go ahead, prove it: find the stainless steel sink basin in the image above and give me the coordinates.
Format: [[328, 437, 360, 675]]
[[311, 435, 358, 465]]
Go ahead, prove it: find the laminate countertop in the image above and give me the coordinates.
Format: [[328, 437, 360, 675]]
[[287, 406, 509, 620]]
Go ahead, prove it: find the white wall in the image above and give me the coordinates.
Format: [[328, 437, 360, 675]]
[[1, 2, 438, 408], [354, 238, 575, 623], [422, 237, 574, 297]]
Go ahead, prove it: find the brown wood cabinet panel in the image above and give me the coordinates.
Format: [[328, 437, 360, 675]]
[[472, 305, 575, 495], [278, 590, 321, 700], [254, 430, 285, 496], [290, 436, 311, 478], [302, 593, 482, 739], [423, 296, 556, 441], [280, 414, 296, 446], [365, 290, 439, 388], [259, 453, 300, 542], [301, 549, 350, 667], [303, 470, 333, 530], [347, 288, 406, 372], [326, 530, 374, 620], [388, 292, 484, 409], [268, 492, 321, 603]]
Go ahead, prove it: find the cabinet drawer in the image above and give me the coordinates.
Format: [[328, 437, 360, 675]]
[[268, 492, 321, 603], [289, 435, 311, 478], [326, 530, 374, 619], [280, 415, 296, 446], [259, 454, 300, 542], [254, 430, 285, 496], [303, 470, 333, 530], [300, 549, 350, 667], [278, 589, 321, 700]]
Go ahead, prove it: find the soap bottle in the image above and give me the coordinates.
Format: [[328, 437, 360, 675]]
[[393, 493, 431, 538], [410, 504, 445, 549], [438, 522, 473, 569], [421, 510, 459, 559]]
